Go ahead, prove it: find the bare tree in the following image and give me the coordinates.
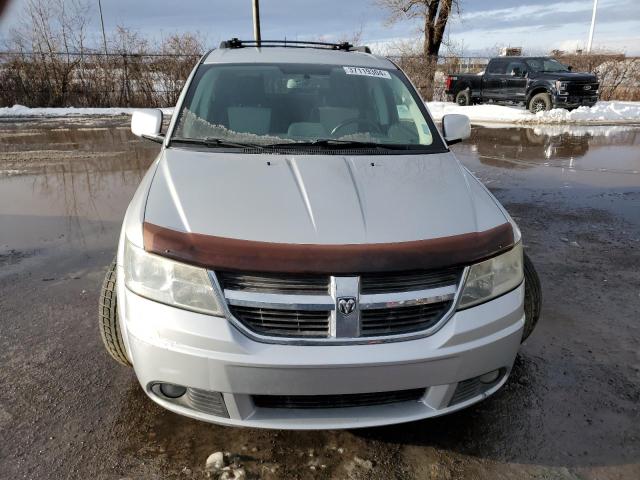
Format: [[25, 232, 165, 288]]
[[4, 0, 90, 106], [376, 0, 459, 99], [158, 33, 205, 105]]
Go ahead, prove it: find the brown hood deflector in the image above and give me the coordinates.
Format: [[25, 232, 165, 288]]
[[143, 222, 515, 274]]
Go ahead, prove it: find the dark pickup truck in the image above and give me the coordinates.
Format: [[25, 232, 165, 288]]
[[445, 56, 599, 113]]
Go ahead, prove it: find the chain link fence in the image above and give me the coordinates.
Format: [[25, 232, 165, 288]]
[[1, 51, 638, 108], [0, 51, 201, 108]]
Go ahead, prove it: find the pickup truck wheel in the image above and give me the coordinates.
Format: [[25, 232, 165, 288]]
[[529, 93, 551, 113], [522, 252, 542, 342], [455, 89, 471, 106], [98, 258, 132, 366]]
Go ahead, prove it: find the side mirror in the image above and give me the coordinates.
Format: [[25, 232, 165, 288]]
[[131, 109, 164, 143], [442, 114, 470, 146], [567, 65, 573, 71]]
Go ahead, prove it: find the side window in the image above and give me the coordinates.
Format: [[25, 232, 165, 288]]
[[506, 62, 526, 75], [487, 60, 507, 75]]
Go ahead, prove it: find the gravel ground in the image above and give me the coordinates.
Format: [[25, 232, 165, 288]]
[[0, 119, 638, 479]]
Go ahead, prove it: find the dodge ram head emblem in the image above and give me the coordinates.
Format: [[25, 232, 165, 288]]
[[584, 85, 592, 90], [337, 297, 357, 315]]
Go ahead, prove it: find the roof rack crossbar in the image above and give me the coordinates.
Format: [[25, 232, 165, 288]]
[[219, 38, 369, 53]]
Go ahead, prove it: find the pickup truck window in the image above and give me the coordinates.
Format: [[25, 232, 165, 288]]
[[505, 61, 527, 76], [525, 58, 569, 73], [172, 63, 445, 152], [486, 59, 508, 75]]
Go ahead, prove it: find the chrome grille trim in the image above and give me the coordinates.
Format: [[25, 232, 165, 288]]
[[208, 267, 469, 345], [225, 290, 334, 311], [218, 271, 330, 295], [359, 285, 456, 310], [224, 284, 456, 311]]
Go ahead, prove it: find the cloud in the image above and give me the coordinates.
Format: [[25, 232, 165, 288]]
[[453, 0, 638, 31], [1, 0, 638, 55]]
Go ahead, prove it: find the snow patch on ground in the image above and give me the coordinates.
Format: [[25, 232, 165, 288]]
[[1, 102, 639, 126], [426, 101, 640, 125], [0, 105, 175, 117]]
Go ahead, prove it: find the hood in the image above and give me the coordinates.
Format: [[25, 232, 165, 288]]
[[143, 148, 507, 245], [532, 71, 597, 82]]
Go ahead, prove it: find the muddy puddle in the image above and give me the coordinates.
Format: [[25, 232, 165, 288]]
[[0, 119, 159, 255], [455, 124, 640, 187], [1, 120, 638, 257]]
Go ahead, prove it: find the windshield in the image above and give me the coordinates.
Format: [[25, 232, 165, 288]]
[[525, 58, 569, 73], [172, 63, 444, 152]]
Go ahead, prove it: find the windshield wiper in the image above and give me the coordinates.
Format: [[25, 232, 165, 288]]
[[170, 137, 265, 150], [266, 138, 411, 150]]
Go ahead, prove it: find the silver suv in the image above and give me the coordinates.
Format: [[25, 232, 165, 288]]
[[98, 39, 541, 429]]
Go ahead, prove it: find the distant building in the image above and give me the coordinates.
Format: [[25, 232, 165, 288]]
[[499, 47, 523, 57]]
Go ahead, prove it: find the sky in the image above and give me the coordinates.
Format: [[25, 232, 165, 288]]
[[0, 0, 638, 55]]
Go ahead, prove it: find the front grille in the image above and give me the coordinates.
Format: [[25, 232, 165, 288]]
[[566, 82, 599, 95], [219, 267, 461, 341], [230, 306, 331, 337], [361, 301, 452, 336], [218, 271, 329, 295], [361, 267, 461, 294], [253, 388, 425, 409]]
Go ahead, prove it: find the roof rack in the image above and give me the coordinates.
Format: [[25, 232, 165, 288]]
[[219, 38, 371, 54]]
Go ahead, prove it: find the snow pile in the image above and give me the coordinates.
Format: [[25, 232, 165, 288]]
[[1, 101, 639, 126], [427, 102, 530, 123], [530, 124, 637, 137], [0, 104, 174, 117], [426, 101, 640, 125]]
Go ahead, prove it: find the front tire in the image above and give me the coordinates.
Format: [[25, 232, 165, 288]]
[[455, 88, 471, 106], [522, 252, 542, 342], [529, 92, 551, 113], [98, 258, 132, 366]]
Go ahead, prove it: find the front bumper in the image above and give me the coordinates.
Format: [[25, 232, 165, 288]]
[[118, 267, 524, 429], [552, 94, 598, 108]]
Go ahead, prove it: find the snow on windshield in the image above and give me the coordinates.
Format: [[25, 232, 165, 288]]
[[172, 63, 436, 147]]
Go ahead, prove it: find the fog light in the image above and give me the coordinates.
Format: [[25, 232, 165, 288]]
[[479, 369, 501, 384], [159, 383, 187, 398]]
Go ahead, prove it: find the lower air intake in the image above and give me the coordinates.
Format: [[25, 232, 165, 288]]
[[186, 388, 229, 418], [449, 369, 506, 406], [449, 378, 483, 406], [253, 388, 425, 409]]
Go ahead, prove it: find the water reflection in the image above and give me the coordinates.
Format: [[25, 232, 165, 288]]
[[0, 120, 159, 253], [455, 125, 640, 176], [1, 120, 639, 253]]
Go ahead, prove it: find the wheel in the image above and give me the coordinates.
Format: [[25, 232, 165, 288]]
[[455, 88, 471, 106], [529, 92, 551, 113], [522, 251, 542, 342], [98, 258, 131, 366]]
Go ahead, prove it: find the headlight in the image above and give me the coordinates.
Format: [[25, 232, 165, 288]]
[[457, 243, 523, 309], [124, 240, 223, 315], [555, 81, 568, 94]]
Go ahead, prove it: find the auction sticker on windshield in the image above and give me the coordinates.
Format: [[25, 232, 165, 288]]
[[343, 66, 391, 79]]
